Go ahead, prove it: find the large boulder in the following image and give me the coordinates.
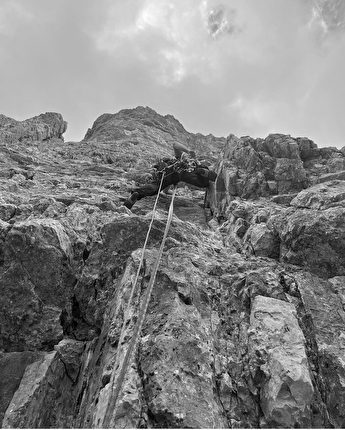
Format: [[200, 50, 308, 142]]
[[269, 182, 345, 278], [248, 295, 313, 428], [0, 218, 75, 351]]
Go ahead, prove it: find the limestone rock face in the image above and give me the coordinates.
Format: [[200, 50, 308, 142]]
[[0, 351, 44, 424], [2, 350, 78, 429], [83, 106, 225, 169], [0, 217, 76, 351], [1, 107, 345, 428], [273, 204, 345, 278], [248, 295, 313, 427], [295, 272, 345, 428], [0, 113, 67, 143], [210, 133, 345, 218]]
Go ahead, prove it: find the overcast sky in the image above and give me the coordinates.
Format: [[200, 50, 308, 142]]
[[1, 0, 345, 148]]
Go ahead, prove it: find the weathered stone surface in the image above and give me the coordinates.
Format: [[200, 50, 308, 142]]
[[138, 248, 228, 429], [0, 351, 44, 424], [2, 107, 345, 429], [248, 295, 313, 428], [243, 223, 279, 258], [2, 351, 74, 428], [71, 251, 147, 429], [0, 112, 67, 144], [295, 272, 345, 427], [0, 218, 75, 351], [83, 106, 225, 170], [212, 178, 345, 279], [272, 205, 345, 278], [208, 133, 345, 219], [54, 339, 85, 383], [211, 133, 309, 216], [291, 179, 345, 209], [0, 202, 16, 221]]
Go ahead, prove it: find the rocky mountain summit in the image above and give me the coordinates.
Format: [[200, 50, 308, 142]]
[[0, 112, 67, 144], [1, 106, 345, 428]]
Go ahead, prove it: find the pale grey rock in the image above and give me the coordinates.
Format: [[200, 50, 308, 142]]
[[74, 243, 230, 428], [0, 202, 16, 221], [233, 217, 249, 238], [314, 170, 345, 184], [0, 113, 67, 144], [0, 351, 44, 424], [243, 223, 279, 258], [296, 137, 319, 161], [207, 133, 345, 219], [2, 351, 74, 429], [2, 109, 345, 429], [248, 295, 313, 428], [83, 106, 225, 169], [211, 133, 308, 214], [291, 180, 345, 209], [54, 339, 85, 383], [272, 206, 345, 278], [295, 272, 345, 427]]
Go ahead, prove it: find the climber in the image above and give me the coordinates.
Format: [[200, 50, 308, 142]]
[[172, 141, 196, 159], [123, 142, 217, 209]]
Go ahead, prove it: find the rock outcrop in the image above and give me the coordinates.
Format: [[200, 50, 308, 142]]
[[0, 113, 67, 144], [83, 106, 225, 169], [207, 133, 345, 279], [1, 106, 345, 428]]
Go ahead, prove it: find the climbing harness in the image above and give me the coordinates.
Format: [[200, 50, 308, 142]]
[[151, 155, 198, 183], [103, 174, 177, 427]]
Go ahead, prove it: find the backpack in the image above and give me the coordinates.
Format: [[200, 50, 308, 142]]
[[151, 156, 198, 182]]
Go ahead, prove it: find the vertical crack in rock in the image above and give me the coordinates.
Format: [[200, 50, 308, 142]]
[[292, 272, 344, 427], [137, 249, 230, 428], [248, 295, 314, 428]]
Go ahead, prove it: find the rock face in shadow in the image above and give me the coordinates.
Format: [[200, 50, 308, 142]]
[[1, 106, 345, 428], [1, 218, 75, 351]]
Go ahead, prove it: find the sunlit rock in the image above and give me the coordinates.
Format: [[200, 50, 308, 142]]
[[248, 295, 313, 427]]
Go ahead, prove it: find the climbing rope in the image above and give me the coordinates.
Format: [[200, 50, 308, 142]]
[[119, 171, 166, 341], [103, 180, 177, 427]]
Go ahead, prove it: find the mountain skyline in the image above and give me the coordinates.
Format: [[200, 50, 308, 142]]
[[1, 0, 345, 147]]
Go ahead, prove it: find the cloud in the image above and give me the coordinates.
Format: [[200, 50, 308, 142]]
[[204, 4, 242, 39], [309, 0, 345, 35], [1, 0, 345, 147], [0, 2, 33, 36], [90, 0, 245, 86]]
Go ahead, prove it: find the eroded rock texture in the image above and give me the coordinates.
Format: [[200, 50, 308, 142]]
[[1, 106, 345, 428], [0, 113, 67, 144]]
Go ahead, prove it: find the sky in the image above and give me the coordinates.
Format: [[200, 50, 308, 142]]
[[1, 0, 345, 148]]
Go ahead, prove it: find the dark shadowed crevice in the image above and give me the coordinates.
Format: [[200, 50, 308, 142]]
[[62, 295, 100, 341], [290, 275, 334, 428]]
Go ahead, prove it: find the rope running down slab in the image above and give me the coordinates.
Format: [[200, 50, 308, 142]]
[[103, 183, 177, 427]]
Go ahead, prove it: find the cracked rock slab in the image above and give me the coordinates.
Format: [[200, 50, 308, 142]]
[[248, 295, 313, 427]]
